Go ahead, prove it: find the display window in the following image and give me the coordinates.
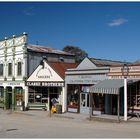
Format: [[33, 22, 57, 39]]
[[67, 85, 79, 112], [0, 87, 4, 108], [28, 86, 48, 104], [128, 82, 140, 109], [92, 94, 105, 112], [15, 87, 23, 106]]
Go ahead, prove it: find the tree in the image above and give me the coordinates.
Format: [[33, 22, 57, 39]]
[[63, 46, 88, 63]]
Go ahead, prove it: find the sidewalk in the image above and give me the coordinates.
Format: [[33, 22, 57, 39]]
[[1, 108, 140, 123], [13, 110, 89, 121]]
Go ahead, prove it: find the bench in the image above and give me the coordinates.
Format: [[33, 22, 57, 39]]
[[27, 103, 47, 111]]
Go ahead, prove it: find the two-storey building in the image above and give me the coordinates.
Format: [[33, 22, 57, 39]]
[[0, 33, 75, 110]]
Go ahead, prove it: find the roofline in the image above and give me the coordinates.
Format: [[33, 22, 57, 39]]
[[90, 57, 131, 64], [0, 32, 27, 42], [27, 44, 75, 56]]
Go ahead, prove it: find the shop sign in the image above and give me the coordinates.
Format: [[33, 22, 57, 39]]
[[36, 67, 53, 79], [8, 82, 21, 86], [26, 82, 41, 86], [42, 82, 64, 87], [66, 75, 107, 84], [26, 82, 64, 87]]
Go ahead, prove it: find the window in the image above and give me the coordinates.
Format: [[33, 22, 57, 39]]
[[28, 87, 48, 103], [67, 85, 79, 108], [17, 62, 22, 76], [15, 87, 23, 106], [8, 63, 12, 76], [0, 87, 4, 107], [0, 64, 3, 76], [0, 87, 4, 97]]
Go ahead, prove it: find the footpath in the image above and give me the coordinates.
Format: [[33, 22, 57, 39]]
[[0, 108, 140, 123]]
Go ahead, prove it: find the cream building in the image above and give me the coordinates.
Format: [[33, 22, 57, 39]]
[[0, 33, 75, 110]]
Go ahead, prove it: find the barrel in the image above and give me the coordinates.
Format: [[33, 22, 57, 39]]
[[56, 104, 62, 114]]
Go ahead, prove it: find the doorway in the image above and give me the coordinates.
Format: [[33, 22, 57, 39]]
[[50, 93, 58, 108], [80, 92, 90, 114], [112, 95, 118, 115], [6, 87, 12, 109]]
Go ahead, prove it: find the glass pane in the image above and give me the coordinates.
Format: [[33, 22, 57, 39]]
[[0, 64, 3, 76], [8, 63, 12, 76], [81, 94, 85, 107], [17, 62, 22, 76], [87, 94, 89, 107]]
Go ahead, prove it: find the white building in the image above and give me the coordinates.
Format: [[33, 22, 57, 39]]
[[0, 33, 75, 110]]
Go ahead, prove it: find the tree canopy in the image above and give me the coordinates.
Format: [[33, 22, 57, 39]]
[[63, 45, 88, 63]]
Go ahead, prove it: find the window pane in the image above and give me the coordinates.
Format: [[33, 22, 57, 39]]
[[17, 62, 22, 76], [0, 64, 3, 76], [8, 63, 12, 76]]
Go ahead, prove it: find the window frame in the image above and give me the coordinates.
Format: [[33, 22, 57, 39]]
[[8, 63, 12, 76], [17, 61, 22, 76], [0, 64, 3, 76]]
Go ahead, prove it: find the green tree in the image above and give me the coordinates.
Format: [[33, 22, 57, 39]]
[[63, 46, 88, 63]]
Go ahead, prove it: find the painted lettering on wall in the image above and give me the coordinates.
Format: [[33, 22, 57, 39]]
[[26, 82, 64, 87], [36, 66, 53, 79], [8, 83, 21, 86]]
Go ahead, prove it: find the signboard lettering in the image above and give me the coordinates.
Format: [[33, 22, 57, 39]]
[[26, 82, 64, 87]]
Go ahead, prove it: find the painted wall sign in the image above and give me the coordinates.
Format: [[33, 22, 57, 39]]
[[27, 62, 63, 82], [66, 74, 107, 84], [8, 82, 21, 86], [26, 82, 64, 87], [36, 67, 53, 79]]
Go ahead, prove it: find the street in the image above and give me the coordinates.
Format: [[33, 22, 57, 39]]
[[0, 109, 140, 138]]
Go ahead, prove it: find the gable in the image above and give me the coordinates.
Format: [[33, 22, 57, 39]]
[[76, 57, 97, 70], [27, 61, 64, 82]]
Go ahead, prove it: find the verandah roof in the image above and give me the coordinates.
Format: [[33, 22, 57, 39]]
[[93, 79, 138, 95]]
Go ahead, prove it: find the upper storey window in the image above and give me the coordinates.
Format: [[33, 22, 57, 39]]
[[8, 63, 12, 76], [17, 62, 22, 76]]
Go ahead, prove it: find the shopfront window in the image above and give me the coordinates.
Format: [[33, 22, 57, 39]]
[[128, 82, 140, 108], [28, 87, 48, 104], [0, 87, 4, 108], [92, 94, 104, 111], [15, 87, 23, 106], [67, 85, 79, 109]]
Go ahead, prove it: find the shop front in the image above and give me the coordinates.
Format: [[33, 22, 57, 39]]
[[26, 81, 64, 111], [27, 59, 77, 112], [65, 58, 109, 114], [0, 82, 26, 111], [108, 64, 140, 116]]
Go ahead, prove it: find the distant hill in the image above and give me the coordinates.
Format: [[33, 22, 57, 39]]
[[133, 59, 140, 64]]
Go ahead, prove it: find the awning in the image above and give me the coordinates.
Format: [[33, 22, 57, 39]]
[[93, 79, 139, 95]]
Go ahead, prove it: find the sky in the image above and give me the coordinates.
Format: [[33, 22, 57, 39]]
[[0, 2, 140, 62]]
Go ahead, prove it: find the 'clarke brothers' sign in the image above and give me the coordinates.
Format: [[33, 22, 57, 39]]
[[26, 82, 64, 87]]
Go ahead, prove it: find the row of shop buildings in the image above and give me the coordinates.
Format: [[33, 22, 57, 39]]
[[0, 33, 140, 120]]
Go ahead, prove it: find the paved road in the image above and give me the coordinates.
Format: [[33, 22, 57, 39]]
[[0, 109, 140, 138]]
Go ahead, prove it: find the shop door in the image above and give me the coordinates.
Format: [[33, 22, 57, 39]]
[[6, 87, 12, 109], [80, 93, 90, 114]]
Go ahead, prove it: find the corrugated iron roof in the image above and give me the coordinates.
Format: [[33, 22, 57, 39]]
[[27, 44, 74, 56], [47, 61, 78, 79], [90, 58, 131, 67]]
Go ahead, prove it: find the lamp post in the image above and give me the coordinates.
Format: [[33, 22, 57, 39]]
[[121, 63, 129, 121]]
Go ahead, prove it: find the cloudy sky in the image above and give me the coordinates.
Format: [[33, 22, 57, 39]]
[[0, 2, 140, 62]]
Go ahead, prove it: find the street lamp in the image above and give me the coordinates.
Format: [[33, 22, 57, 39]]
[[121, 63, 129, 121]]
